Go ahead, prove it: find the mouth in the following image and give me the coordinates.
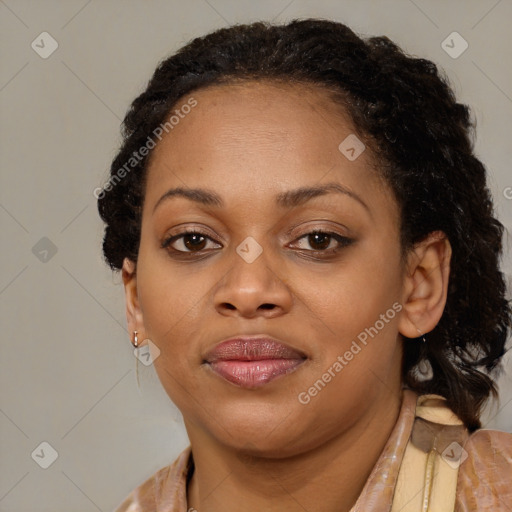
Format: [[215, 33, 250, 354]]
[[203, 336, 307, 389]]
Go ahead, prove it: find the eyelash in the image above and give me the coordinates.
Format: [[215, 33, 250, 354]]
[[161, 228, 354, 257]]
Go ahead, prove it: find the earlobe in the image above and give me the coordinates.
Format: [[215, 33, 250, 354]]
[[122, 257, 146, 343], [398, 231, 452, 339]]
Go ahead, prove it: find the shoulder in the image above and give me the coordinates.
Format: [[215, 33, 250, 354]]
[[411, 393, 511, 510], [456, 429, 512, 511], [113, 446, 192, 512]]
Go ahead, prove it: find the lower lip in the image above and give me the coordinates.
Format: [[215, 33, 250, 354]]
[[207, 359, 304, 388]]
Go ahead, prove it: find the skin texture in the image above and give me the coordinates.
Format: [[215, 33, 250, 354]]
[[122, 81, 452, 512]]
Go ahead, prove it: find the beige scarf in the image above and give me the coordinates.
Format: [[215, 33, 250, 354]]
[[391, 394, 468, 512]]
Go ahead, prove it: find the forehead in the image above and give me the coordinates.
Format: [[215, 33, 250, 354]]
[[152, 80, 353, 154], [143, 80, 392, 217]]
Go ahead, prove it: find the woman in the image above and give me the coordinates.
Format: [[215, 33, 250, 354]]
[[97, 19, 511, 511]]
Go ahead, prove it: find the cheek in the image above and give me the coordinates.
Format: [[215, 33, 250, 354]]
[[136, 237, 213, 333], [294, 241, 402, 340], [136, 262, 207, 406]]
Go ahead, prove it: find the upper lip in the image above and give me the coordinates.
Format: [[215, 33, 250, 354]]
[[204, 335, 307, 363]]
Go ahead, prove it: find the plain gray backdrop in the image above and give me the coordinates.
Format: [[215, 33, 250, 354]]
[[1, 1, 511, 510]]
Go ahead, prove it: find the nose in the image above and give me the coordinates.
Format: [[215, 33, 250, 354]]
[[213, 245, 293, 319]]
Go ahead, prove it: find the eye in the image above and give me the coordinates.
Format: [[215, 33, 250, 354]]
[[161, 229, 222, 253], [161, 228, 353, 257], [290, 230, 353, 253]]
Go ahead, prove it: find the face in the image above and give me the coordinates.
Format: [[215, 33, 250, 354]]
[[126, 80, 407, 456]]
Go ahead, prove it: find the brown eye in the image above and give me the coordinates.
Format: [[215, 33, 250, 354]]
[[161, 230, 221, 253], [307, 232, 332, 251], [181, 233, 207, 251], [291, 230, 354, 254]]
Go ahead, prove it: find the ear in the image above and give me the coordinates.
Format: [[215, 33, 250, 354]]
[[122, 257, 146, 346], [398, 231, 452, 338]]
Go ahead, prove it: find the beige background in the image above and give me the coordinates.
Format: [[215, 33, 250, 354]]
[[1, 0, 511, 510]]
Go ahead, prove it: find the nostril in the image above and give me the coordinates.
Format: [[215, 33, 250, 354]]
[[259, 303, 275, 310]]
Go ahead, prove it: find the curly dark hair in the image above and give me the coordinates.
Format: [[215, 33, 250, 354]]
[[97, 18, 511, 431]]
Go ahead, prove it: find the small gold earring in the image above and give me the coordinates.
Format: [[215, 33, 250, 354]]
[[133, 330, 138, 347]]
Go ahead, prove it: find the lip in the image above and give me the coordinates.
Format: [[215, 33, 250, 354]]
[[204, 336, 307, 389]]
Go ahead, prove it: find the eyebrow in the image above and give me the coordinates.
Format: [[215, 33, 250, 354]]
[[152, 181, 370, 214]]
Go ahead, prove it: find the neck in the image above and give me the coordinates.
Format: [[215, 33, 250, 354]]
[[186, 388, 403, 512]]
